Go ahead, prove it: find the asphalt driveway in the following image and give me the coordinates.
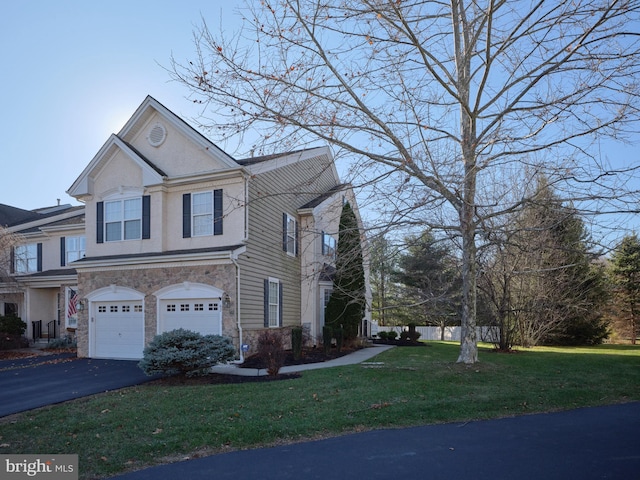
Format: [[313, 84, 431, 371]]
[[0, 353, 155, 417], [110, 401, 640, 480]]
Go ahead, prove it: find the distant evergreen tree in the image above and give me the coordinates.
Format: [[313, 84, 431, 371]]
[[369, 234, 407, 326], [325, 202, 366, 341], [394, 230, 461, 336], [609, 234, 640, 344], [510, 178, 609, 346]]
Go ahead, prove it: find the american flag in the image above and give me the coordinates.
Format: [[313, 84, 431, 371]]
[[68, 289, 78, 318]]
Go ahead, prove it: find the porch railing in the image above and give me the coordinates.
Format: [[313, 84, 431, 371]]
[[47, 320, 57, 342], [32, 320, 42, 342]]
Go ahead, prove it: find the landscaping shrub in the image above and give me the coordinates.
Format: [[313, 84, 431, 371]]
[[387, 330, 398, 340], [257, 329, 285, 376], [400, 330, 422, 342], [0, 333, 28, 350], [138, 329, 236, 377], [0, 315, 26, 336], [322, 325, 333, 355], [291, 326, 303, 361], [0, 316, 28, 350], [45, 335, 77, 350], [377, 331, 389, 340], [334, 326, 344, 352]]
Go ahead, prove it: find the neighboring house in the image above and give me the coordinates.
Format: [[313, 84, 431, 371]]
[[0, 202, 85, 340], [1, 96, 371, 360]]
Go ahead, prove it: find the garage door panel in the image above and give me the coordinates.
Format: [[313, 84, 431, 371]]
[[161, 300, 221, 336], [94, 302, 144, 359]]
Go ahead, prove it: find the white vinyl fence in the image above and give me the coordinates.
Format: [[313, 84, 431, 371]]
[[375, 324, 500, 343]]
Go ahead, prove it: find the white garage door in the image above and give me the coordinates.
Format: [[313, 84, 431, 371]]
[[160, 299, 222, 336], [94, 301, 144, 359]]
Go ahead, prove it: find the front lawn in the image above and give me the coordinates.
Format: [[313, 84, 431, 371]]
[[1, 342, 638, 479]]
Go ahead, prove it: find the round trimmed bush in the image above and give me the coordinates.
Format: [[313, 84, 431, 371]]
[[138, 328, 236, 377], [0, 315, 26, 335]]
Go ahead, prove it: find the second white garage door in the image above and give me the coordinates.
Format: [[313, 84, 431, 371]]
[[159, 299, 222, 336], [94, 301, 144, 359]]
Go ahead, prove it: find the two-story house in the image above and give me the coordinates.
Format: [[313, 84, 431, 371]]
[[1, 96, 370, 360], [0, 202, 85, 341]]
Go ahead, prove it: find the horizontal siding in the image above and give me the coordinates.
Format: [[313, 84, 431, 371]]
[[239, 154, 339, 330]]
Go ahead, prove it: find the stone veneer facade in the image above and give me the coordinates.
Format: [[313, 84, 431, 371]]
[[75, 263, 238, 358]]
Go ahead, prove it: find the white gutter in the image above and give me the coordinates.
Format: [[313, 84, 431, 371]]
[[73, 246, 247, 270]]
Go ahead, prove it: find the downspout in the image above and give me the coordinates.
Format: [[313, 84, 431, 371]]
[[232, 255, 244, 363], [232, 172, 249, 363]]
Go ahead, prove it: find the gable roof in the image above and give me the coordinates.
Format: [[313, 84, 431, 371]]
[[236, 148, 312, 166], [0, 203, 81, 228], [300, 184, 349, 210], [67, 96, 244, 198], [118, 96, 238, 170], [238, 146, 337, 179], [66, 134, 167, 198], [0, 203, 42, 227]]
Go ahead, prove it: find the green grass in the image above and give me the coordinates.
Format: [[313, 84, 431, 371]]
[[1, 342, 639, 479]]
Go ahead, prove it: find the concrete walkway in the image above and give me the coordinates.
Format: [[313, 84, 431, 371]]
[[210, 344, 395, 376]]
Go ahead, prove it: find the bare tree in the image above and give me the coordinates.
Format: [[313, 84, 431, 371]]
[[0, 226, 22, 319], [0, 226, 19, 283], [171, 0, 640, 363]]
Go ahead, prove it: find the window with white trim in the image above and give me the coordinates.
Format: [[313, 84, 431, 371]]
[[268, 278, 280, 327], [322, 232, 337, 259], [188, 190, 223, 237], [14, 244, 38, 274], [284, 213, 297, 256], [105, 198, 142, 241], [192, 191, 214, 236], [66, 236, 86, 263]]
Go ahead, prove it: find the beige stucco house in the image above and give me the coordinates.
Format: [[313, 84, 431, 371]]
[[0, 96, 370, 360]]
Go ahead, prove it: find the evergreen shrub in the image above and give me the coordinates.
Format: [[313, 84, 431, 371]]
[[0, 315, 26, 335], [322, 325, 333, 355], [291, 326, 303, 360], [138, 329, 235, 377]]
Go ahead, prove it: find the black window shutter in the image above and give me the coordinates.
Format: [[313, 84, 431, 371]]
[[96, 202, 104, 244], [278, 281, 283, 326], [295, 220, 300, 257], [213, 189, 223, 235], [263, 279, 270, 327], [36, 243, 42, 272], [60, 237, 66, 267], [142, 195, 151, 239], [282, 213, 288, 252], [9, 247, 14, 274], [183, 193, 191, 238]]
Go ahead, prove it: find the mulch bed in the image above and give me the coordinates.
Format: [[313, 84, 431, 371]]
[[240, 347, 355, 369], [147, 348, 356, 386], [0, 348, 77, 361], [0, 351, 38, 360], [372, 339, 428, 347]]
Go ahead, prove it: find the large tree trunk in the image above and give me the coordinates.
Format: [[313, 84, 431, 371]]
[[457, 197, 478, 363], [455, 5, 478, 363]]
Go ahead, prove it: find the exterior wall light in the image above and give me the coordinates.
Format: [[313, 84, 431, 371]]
[[222, 293, 231, 309]]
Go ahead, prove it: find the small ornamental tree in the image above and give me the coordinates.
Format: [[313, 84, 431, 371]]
[[324, 202, 365, 341], [257, 329, 285, 376], [138, 329, 236, 377]]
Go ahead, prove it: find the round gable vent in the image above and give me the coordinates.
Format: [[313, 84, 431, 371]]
[[148, 123, 167, 147]]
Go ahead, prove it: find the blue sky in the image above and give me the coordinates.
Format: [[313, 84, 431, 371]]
[[0, 1, 240, 210], [1, 1, 637, 245]]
